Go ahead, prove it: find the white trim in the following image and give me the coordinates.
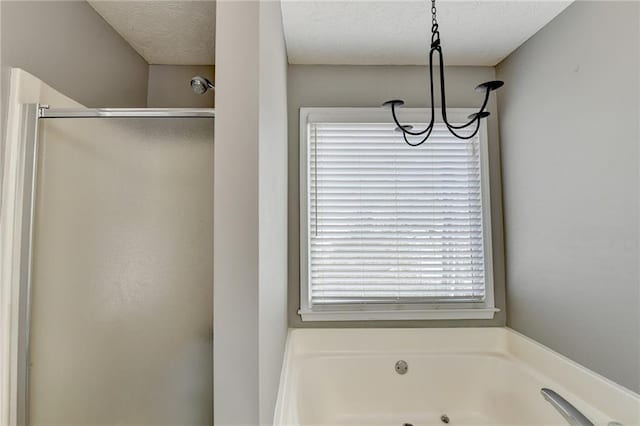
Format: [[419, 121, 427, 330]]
[[299, 107, 495, 322], [299, 308, 499, 321], [299, 112, 310, 319]]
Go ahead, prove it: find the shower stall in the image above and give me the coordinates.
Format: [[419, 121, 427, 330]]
[[14, 104, 214, 425]]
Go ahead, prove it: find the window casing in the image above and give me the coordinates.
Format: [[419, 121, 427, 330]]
[[299, 108, 497, 321]]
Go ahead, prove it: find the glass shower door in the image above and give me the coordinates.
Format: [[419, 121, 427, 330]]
[[28, 116, 213, 425]]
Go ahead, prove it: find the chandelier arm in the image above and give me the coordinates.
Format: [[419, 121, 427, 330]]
[[444, 117, 482, 140], [478, 88, 490, 112], [444, 115, 478, 129], [401, 47, 442, 146], [445, 89, 491, 129], [436, 46, 451, 124], [435, 46, 490, 132], [389, 46, 439, 137], [427, 45, 437, 125], [403, 121, 436, 146], [391, 104, 433, 136], [446, 89, 490, 130]]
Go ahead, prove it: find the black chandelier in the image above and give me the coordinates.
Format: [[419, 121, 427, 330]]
[[383, 0, 504, 146]]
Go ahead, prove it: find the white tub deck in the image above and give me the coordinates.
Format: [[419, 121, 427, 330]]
[[274, 328, 640, 426]]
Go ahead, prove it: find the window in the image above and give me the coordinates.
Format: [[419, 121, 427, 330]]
[[299, 108, 497, 321]]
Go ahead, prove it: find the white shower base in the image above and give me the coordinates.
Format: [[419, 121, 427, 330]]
[[274, 328, 639, 426]]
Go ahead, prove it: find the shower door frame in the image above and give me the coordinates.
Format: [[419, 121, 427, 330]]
[[14, 104, 215, 426]]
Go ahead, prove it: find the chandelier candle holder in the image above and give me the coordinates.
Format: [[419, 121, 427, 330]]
[[383, 0, 504, 146]]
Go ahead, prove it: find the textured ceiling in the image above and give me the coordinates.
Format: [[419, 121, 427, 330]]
[[281, 0, 573, 66], [88, 1, 215, 65]]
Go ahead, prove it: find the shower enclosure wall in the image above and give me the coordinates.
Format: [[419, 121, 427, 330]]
[[14, 104, 214, 425]]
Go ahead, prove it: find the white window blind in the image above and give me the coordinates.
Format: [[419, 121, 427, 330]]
[[307, 121, 488, 308]]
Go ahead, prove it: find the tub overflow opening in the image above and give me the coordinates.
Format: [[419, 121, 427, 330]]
[[441, 414, 450, 424], [395, 360, 408, 375]]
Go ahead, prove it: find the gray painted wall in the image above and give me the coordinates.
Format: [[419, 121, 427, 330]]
[[214, 1, 288, 424], [214, 2, 260, 424], [0, 0, 149, 188], [1, 1, 148, 110], [147, 65, 215, 108], [287, 65, 507, 328], [496, 1, 640, 392], [258, 2, 288, 423]]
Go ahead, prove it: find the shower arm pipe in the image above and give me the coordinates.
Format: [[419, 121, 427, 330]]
[[38, 107, 215, 119]]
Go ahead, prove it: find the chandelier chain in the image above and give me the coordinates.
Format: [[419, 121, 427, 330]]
[[431, 0, 438, 33]]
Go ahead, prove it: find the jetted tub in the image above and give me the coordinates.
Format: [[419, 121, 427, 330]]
[[274, 328, 639, 426]]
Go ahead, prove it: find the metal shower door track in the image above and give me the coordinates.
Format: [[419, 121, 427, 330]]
[[38, 106, 216, 119]]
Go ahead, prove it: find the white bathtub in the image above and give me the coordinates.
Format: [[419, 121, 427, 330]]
[[274, 328, 639, 426]]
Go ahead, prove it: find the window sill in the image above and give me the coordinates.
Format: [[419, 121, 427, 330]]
[[298, 308, 499, 322]]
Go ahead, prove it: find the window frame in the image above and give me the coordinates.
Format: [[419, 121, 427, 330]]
[[299, 107, 497, 321]]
